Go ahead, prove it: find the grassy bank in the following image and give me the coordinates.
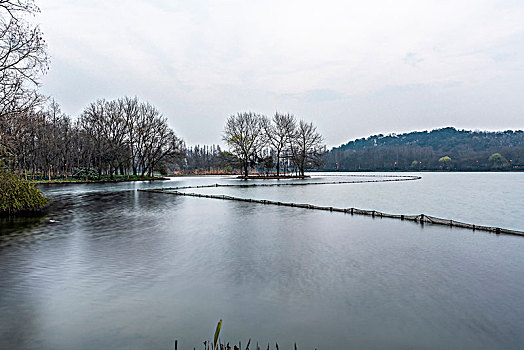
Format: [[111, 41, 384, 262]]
[[30, 175, 167, 184], [0, 169, 48, 215]]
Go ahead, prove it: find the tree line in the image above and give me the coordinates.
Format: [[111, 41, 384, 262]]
[[223, 112, 325, 177], [2, 97, 185, 180], [182, 144, 240, 174], [324, 127, 524, 171]]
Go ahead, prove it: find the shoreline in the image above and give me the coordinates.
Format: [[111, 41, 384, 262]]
[[31, 177, 168, 185]]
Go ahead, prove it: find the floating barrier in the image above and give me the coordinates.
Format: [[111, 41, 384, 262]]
[[151, 175, 421, 192], [138, 180, 523, 237]]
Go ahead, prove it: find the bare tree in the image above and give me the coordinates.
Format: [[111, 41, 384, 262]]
[[74, 120, 95, 181], [0, 0, 48, 169], [0, 104, 35, 172], [121, 96, 140, 175], [133, 101, 160, 176], [289, 120, 325, 176], [261, 112, 296, 176], [139, 108, 184, 176], [39, 100, 62, 180], [223, 112, 265, 177], [79, 99, 110, 179], [104, 99, 128, 178], [56, 113, 73, 180], [0, 0, 48, 118]]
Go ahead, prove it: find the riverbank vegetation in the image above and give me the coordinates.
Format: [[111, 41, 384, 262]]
[[0, 167, 47, 215], [184, 319, 302, 350]]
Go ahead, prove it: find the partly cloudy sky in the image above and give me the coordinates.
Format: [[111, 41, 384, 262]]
[[38, 0, 524, 147]]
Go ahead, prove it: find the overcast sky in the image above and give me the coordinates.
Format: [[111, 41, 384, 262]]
[[38, 0, 524, 147]]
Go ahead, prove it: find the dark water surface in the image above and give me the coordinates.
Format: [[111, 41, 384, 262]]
[[1, 174, 523, 349]]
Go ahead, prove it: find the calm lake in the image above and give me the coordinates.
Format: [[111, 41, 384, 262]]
[[0, 172, 523, 349]]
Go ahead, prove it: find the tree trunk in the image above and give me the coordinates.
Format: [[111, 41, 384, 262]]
[[276, 152, 280, 177], [23, 158, 27, 180], [86, 162, 91, 181]]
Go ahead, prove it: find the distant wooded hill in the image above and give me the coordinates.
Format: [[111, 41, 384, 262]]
[[323, 127, 524, 171]]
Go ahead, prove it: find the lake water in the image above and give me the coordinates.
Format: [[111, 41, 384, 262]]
[[0, 172, 523, 349]]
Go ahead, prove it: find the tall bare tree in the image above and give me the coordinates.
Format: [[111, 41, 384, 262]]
[[262, 112, 296, 176], [136, 103, 184, 176], [104, 99, 128, 177], [223, 112, 265, 177], [121, 96, 140, 175], [289, 120, 325, 176], [56, 113, 73, 180], [0, 0, 48, 118], [39, 100, 62, 180], [79, 100, 109, 179]]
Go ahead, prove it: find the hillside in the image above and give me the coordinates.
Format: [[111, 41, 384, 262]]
[[324, 127, 524, 171]]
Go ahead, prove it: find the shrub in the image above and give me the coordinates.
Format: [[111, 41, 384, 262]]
[[72, 167, 99, 180], [0, 168, 48, 215], [488, 153, 509, 169]]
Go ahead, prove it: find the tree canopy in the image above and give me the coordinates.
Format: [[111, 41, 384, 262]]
[[325, 127, 523, 171]]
